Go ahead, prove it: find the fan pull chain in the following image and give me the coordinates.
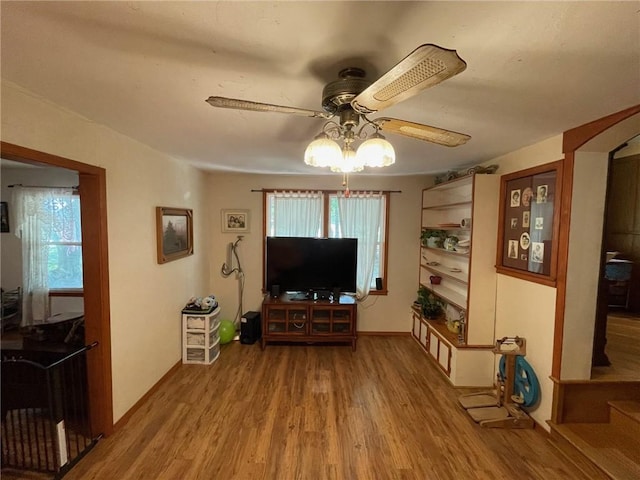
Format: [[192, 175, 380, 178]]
[[342, 173, 351, 197]]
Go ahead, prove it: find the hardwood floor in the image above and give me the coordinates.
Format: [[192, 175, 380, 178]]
[[32, 336, 584, 480], [592, 312, 640, 381]]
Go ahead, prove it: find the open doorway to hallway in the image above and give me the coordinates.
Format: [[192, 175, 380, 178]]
[[592, 136, 640, 381]]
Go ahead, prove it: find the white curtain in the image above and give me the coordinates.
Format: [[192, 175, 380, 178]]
[[270, 191, 323, 237], [335, 191, 384, 298], [12, 187, 75, 327]]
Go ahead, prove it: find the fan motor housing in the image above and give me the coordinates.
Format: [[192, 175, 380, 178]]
[[321, 68, 371, 114]]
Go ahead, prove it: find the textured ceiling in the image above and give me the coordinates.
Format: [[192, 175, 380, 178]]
[[1, 1, 639, 175]]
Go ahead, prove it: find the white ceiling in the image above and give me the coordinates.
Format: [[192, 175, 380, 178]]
[[1, 1, 639, 176]]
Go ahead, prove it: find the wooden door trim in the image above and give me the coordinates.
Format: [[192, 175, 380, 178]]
[[553, 104, 640, 379], [1, 141, 114, 436]]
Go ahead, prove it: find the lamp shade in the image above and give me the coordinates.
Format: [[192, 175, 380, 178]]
[[356, 134, 396, 168], [304, 136, 342, 168], [330, 147, 365, 173]]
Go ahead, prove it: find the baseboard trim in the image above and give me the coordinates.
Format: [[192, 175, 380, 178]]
[[113, 360, 181, 432], [358, 331, 411, 336]]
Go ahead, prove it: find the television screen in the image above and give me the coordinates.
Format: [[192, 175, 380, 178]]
[[265, 237, 357, 294]]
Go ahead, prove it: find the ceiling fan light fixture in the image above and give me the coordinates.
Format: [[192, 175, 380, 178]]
[[304, 134, 342, 168], [207, 43, 470, 180], [356, 133, 396, 168]]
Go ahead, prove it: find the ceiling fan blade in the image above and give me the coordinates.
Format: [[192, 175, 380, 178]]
[[351, 44, 466, 114], [376, 117, 470, 147], [206, 96, 333, 119]]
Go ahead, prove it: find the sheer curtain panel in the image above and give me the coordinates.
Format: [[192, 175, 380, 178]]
[[335, 192, 384, 298], [12, 187, 76, 326], [269, 191, 323, 237]]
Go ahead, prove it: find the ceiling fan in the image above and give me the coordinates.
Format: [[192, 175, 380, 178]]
[[206, 44, 470, 147]]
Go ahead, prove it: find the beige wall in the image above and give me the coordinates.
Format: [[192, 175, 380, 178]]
[[206, 173, 431, 332], [1, 80, 210, 422], [483, 134, 563, 429], [562, 152, 609, 379], [494, 275, 557, 425]]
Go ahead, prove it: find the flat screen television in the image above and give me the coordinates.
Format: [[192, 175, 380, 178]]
[[265, 237, 357, 294]]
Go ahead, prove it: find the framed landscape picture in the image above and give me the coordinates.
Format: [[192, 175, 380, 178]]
[[156, 207, 193, 264]]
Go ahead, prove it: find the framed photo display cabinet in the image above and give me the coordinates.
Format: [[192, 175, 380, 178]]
[[496, 160, 563, 286]]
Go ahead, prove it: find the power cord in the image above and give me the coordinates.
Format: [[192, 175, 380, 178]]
[[221, 236, 244, 326]]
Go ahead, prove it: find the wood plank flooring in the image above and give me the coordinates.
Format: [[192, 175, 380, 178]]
[[4, 336, 587, 479], [551, 422, 640, 480]]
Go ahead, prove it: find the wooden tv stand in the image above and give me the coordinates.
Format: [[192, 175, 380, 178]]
[[261, 293, 357, 350]]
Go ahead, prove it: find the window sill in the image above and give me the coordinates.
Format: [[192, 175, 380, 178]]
[[368, 289, 388, 296], [49, 289, 84, 297]]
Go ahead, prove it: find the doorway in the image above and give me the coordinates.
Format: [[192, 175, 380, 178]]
[[0, 141, 113, 437], [592, 138, 640, 380]]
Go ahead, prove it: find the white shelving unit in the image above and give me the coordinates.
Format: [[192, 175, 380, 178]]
[[182, 306, 221, 364], [412, 173, 500, 387]]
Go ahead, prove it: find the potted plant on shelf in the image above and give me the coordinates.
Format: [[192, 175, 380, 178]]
[[444, 235, 459, 251], [416, 286, 444, 319], [421, 229, 446, 248]]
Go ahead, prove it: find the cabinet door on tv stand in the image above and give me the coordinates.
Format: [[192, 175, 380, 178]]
[[286, 306, 307, 334], [310, 305, 354, 335], [265, 305, 307, 335], [330, 307, 354, 334]]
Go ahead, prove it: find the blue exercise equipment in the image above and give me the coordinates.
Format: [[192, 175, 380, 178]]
[[498, 355, 540, 407], [459, 336, 538, 428]]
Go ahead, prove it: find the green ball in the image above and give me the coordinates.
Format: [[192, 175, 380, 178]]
[[218, 320, 235, 345]]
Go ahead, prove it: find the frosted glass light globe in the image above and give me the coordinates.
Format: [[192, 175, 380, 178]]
[[304, 136, 342, 168], [356, 134, 396, 168]]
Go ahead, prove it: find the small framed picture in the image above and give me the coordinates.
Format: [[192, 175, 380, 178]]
[[535, 217, 544, 230], [522, 187, 533, 207], [531, 242, 544, 263], [510, 189, 521, 207], [222, 209, 250, 233], [522, 211, 530, 228], [536, 185, 548, 203], [510, 218, 518, 229], [508, 240, 518, 259], [520, 232, 530, 250]]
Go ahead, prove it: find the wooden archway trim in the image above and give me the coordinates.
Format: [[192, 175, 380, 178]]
[[563, 104, 640, 153], [1, 141, 114, 436], [551, 104, 640, 379]]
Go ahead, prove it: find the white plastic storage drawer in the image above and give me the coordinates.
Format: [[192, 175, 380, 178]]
[[182, 307, 221, 364], [186, 332, 205, 346], [208, 337, 221, 363], [209, 322, 220, 345], [186, 313, 220, 331], [186, 348, 206, 362]]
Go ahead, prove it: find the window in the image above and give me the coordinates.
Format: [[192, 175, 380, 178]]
[[14, 188, 83, 291], [45, 195, 83, 289], [265, 190, 388, 296], [12, 186, 82, 325]]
